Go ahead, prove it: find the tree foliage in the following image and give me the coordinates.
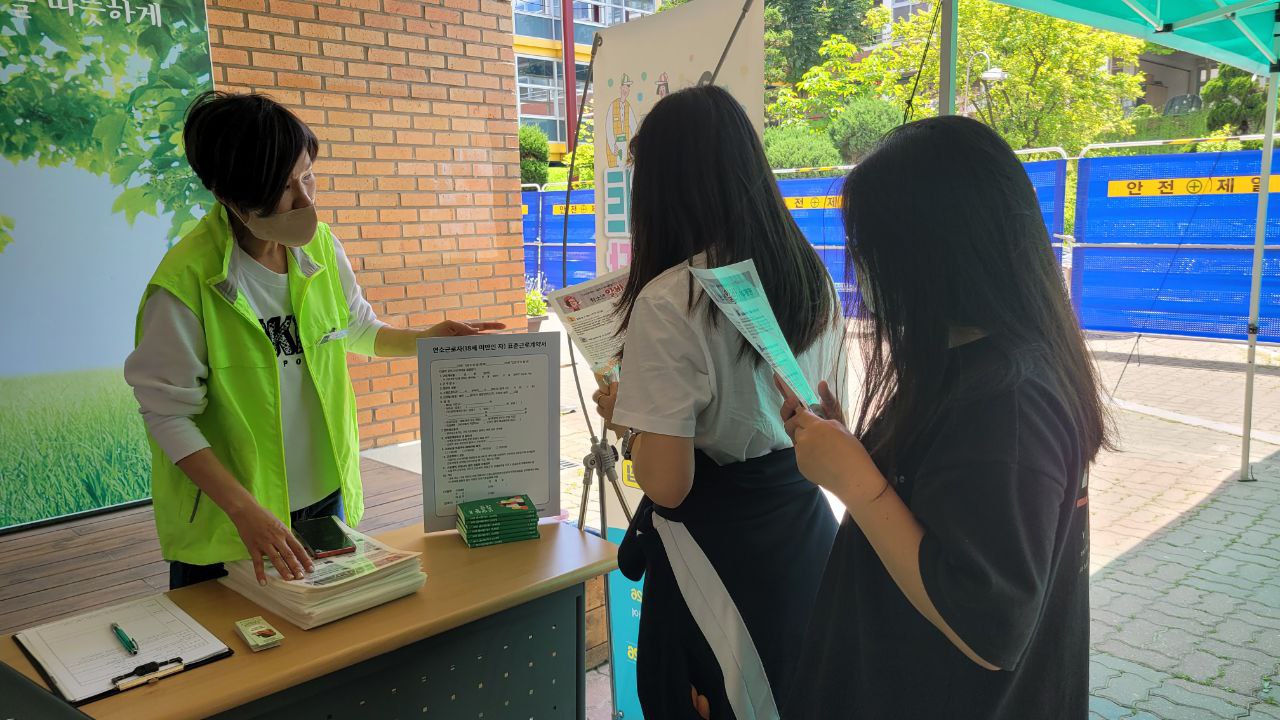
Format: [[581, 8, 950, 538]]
[[764, 5, 793, 110], [0, 214, 13, 254], [1202, 66, 1267, 134], [519, 124, 550, 186], [0, 0, 215, 247], [775, 0, 875, 84], [834, 0, 1145, 153], [565, 142, 595, 184], [776, 0, 823, 82], [770, 34, 870, 127], [820, 0, 876, 51]]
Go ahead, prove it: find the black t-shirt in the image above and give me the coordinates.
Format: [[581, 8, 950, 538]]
[[786, 337, 1090, 719]]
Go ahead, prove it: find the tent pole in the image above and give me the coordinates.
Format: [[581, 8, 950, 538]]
[[939, 0, 958, 115], [1241, 68, 1278, 482]]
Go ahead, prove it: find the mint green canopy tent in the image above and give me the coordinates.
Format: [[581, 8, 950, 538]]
[[935, 0, 1278, 480], [994, 0, 1278, 74]]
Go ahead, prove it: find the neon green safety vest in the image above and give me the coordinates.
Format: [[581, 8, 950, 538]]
[[135, 204, 365, 565]]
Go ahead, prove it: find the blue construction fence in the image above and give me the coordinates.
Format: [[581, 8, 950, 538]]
[[526, 150, 1280, 343]]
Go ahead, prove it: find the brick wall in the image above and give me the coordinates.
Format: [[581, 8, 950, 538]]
[[206, 0, 526, 448]]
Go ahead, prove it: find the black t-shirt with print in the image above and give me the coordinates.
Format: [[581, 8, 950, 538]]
[[786, 336, 1090, 719]]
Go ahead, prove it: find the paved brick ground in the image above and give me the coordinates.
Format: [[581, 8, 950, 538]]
[[1086, 334, 1280, 719], [1087, 408, 1280, 719]]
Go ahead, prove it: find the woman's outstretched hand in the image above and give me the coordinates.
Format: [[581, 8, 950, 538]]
[[424, 320, 507, 337]]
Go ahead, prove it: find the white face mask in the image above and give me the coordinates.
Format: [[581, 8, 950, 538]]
[[225, 203, 317, 248]]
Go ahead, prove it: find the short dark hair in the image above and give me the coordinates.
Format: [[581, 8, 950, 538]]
[[183, 91, 319, 216]]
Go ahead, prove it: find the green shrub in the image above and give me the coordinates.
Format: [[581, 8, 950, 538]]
[[828, 97, 899, 162], [1203, 66, 1267, 134], [764, 124, 842, 171], [519, 124, 550, 186]]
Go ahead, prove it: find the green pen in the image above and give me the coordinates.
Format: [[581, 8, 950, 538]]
[[110, 622, 138, 656]]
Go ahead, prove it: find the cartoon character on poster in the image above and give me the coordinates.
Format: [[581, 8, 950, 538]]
[[602, 73, 638, 169], [600, 73, 640, 271]]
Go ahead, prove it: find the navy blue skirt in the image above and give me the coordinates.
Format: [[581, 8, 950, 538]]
[[618, 448, 838, 720]]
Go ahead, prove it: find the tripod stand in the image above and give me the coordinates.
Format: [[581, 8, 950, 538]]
[[576, 432, 634, 534]]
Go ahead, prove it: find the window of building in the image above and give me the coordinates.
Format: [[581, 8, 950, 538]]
[[516, 3, 652, 144], [573, 0, 654, 27], [515, 0, 561, 41], [519, 0, 656, 44], [518, 56, 565, 141], [517, 57, 595, 143]]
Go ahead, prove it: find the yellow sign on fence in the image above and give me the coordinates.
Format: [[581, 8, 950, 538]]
[[784, 195, 842, 210], [543, 197, 841, 214], [1107, 175, 1280, 198]]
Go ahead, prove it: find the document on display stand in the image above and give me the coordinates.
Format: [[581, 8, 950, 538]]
[[418, 333, 560, 533], [547, 268, 628, 378], [689, 259, 822, 407]]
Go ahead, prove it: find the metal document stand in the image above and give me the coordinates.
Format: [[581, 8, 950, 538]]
[[208, 585, 585, 720]]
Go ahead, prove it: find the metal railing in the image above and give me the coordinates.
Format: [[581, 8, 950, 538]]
[[1080, 133, 1275, 157], [1015, 146, 1070, 160]]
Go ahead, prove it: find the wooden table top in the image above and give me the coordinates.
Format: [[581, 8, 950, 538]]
[[0, 521, 618, 720]]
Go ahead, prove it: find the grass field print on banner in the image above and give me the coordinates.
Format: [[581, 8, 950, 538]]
[[0, 0, 215, 529], [0, 371, 151, 527]]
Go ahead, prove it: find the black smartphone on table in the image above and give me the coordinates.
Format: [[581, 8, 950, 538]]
[[292, 517, 356, 559]]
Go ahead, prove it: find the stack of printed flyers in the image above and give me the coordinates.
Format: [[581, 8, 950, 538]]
[[219, 520, 426, 630], [456, 495, 540, 548]]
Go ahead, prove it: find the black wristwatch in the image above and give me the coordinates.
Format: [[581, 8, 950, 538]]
[[620, 428, 644, 460]]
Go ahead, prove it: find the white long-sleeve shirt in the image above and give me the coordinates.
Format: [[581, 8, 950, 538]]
[[125, 235, 384, 510]]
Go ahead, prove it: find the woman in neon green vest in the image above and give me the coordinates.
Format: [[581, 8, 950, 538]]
[[125, 91, 504, 590]]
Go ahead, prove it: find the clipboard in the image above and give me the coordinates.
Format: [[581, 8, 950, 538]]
[[12, 595, 234, 706], [14, 639, 233, 706]]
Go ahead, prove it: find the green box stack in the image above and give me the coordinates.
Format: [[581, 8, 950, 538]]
[[456, 494, 540, 548]]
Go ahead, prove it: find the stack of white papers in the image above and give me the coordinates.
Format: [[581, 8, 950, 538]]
[[219, 520, 426, 630]]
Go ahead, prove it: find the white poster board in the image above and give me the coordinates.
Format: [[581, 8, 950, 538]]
[[417, 334, 560, 533], [592, 0, 764, 274]]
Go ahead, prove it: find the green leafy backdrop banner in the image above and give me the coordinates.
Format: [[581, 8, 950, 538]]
[[0, 0, 214, 529]]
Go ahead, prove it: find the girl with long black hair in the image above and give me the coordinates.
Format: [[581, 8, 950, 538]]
[[592, 85, 844, 719], [781, 115, 1108, 719]]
